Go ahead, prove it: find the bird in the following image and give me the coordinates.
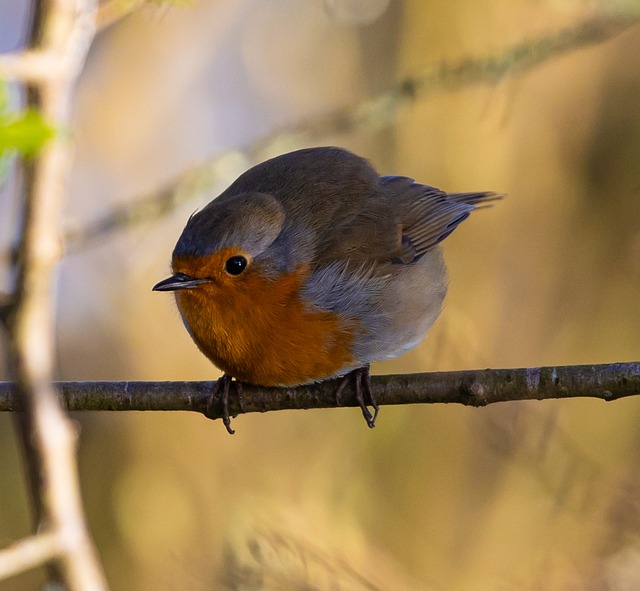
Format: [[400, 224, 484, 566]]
[[153, 146, 498, 433]]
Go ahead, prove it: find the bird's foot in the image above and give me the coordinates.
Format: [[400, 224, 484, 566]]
[[335, 365, 379, 428], [206, 374, 244, 435]]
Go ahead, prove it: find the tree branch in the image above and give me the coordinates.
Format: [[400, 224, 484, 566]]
[[2, 0, 108, 588], [0, 51, 66, 84], [0, 533, 60, 582], [0, 363, 638, 423]]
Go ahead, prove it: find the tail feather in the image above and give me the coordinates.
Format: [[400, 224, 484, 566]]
[[447, 192, 503, 206]]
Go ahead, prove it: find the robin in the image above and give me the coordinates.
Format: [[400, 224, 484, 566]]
[[153, 147, 498, 433]]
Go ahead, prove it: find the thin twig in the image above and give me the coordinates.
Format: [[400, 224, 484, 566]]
[[0, 532, 61, 582], [0, 363, 638, 423]]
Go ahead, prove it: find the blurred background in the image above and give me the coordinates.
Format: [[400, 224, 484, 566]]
[[1, 0, 640, 589]]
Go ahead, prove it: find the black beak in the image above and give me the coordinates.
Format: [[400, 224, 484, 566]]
[[152, 273, 210, 291]]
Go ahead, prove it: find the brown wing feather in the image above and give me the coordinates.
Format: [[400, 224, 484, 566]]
[[380, 176, 499, 260], [312, 175, 499, 271]]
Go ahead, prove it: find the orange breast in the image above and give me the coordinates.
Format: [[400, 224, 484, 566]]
[[173, 254, 358, 386]]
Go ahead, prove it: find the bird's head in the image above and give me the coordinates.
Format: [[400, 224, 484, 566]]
[[153, 191, 285, 296]]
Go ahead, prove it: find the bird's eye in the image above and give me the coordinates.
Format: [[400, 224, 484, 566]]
[[224, 255, 248, 275]]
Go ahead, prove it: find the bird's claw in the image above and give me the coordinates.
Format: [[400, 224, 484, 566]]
[[335, 366, 379, 428], [206, 374, 240, 435]]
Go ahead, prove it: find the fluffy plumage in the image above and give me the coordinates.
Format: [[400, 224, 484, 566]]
[[160, 146, 497, 386]]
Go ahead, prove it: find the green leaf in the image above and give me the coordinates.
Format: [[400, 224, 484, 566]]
[[0, 82, 9, 184], [0, 109, 56, 157]]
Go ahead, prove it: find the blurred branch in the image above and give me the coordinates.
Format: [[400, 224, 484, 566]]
[[1, 0, 108, 589], [0, 362, 638, 422], [0, 532, 60, 582], [0, 51, 64, 84], [0, 1, 99, 84], [221, 524, 385, 590], [58, 12, 639, 253], [64, 152, 235, 252]]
